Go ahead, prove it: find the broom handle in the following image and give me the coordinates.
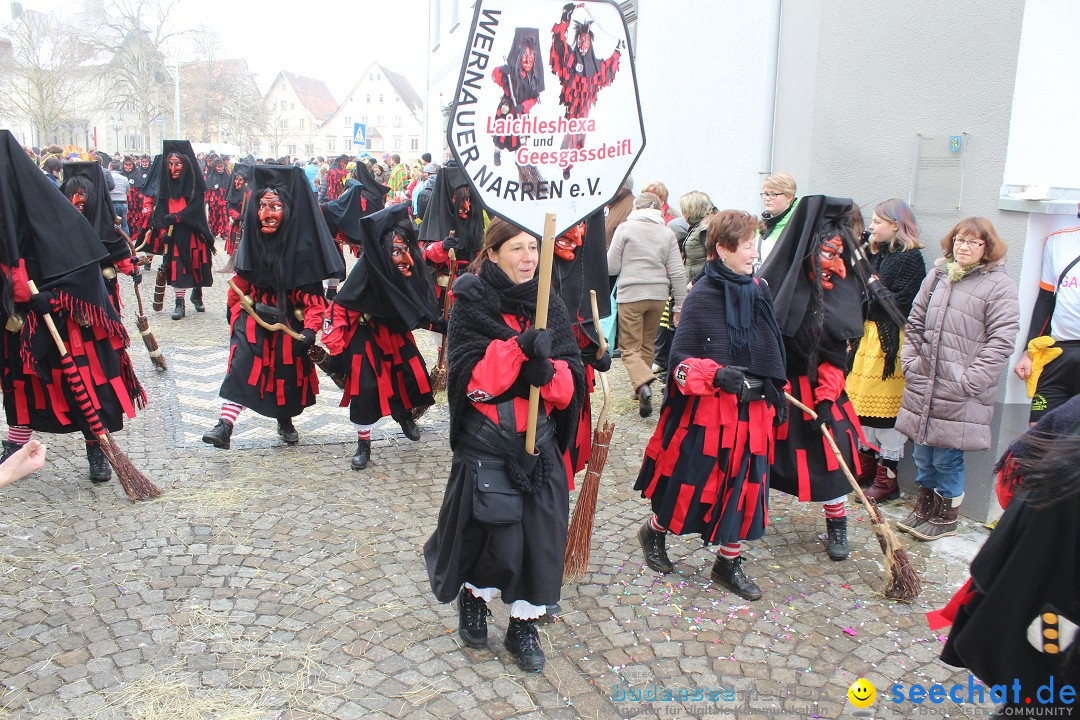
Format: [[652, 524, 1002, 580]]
[[589, 289, 611, 430], [784, 392, 883, 524], [437, 247, 457, 364], [524, 213, 558, 455]]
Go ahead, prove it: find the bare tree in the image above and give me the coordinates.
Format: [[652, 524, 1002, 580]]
[[0, 10, 95, 147], [84, 0, 189, 151], [178, 26, 265, 149]]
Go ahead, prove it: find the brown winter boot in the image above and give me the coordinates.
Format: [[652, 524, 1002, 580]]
[[856, 449, 879, 487], [896, 487, 938, 533], [864, 465, 899, 502], [910, 491, 963, 541]]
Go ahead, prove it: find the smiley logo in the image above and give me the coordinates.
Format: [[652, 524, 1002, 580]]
[[847, 678, 876, 708]]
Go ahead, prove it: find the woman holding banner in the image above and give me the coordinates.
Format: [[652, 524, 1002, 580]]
[[424, 218, 586, 672]]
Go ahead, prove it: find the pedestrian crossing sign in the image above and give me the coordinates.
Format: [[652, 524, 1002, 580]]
[[353, 123, 366, 146]]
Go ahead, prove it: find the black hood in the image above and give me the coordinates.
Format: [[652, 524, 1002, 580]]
[[333, 203, 436, 330], [62, 161, 131, 264], [418, 158, 484, 259]]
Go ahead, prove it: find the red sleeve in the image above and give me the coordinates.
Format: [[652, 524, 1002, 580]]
[[540, 359, 574, 409], [424, 240, 449, 265], [813, 362, 846, 403], [321, 302, 361, 354], [521, 98, 537, 113], [4, 261, 31, 303], [296, 291, 327, 332], [226, 275, 249, 310], [468, 338, 526, 399], [671, 357, 722, 397], [114, 257, 136, 276], [492, 66, 506, 89]]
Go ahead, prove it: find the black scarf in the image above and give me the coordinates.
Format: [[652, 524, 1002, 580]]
[[446, 261, 585, 454], [332, 203, 436, 331], [671, 260, 787, 409], [761, 201, 794, 240], [866, 246, 927, 379]]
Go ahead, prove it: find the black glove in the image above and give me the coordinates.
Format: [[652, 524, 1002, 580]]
[[519, 357, 555, 387], [299, 329, 316, 349], [590, 349, 612, 373], [561, 2, 576, 23], [516, 328, 552, 360], [442, 235, 460, 251], [451, 273, 484, 302], [29, 291, 55, 317], [164, 213, 178, 226], [773, 397, 789, 426], [429, 318, 447, 335], [713, 365, 746, 395], [131, 267, 143, 285], [813, 399, 834, 433]]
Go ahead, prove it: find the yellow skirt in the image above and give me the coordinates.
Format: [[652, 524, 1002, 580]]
[[846, 320, 905, 419]]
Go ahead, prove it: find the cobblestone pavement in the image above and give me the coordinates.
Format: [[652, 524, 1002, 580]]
[[0, 268, 995, 720]]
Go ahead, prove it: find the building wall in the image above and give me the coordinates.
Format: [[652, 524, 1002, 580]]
[[773, 0, 1028, 520], [325, 67, 424, 161], [262, 79, 323, 159]]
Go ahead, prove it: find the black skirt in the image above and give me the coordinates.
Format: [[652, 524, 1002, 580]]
[[424, 437, 569, 606]]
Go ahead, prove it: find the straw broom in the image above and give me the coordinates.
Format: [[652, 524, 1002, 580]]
[[785, 392, 919, 602], [412, 247, 456, 422], [27, 281, 161, 501], [564, 290, 614, 578], [115, 218, 166, 370]]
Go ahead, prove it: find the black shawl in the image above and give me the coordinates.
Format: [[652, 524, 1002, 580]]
[[446, 262, 585, 453], [418, 159, 484, 259], [61, 161, 131, 264], [352, 163, 390, 213], [759, 195, 864, 376], [234, 164, 345, 293], [333, 203, 436, 331], [864, 245, 926, 379], [321, 179, 369, 243], [670, 260, 787, 409]]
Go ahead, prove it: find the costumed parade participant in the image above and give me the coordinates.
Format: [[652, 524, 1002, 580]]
[[220, 162, 253, 272], [845, 199, 926, 499], [148, 141, 215, 320], [420, 159, 485, 315], [201, 165, 345, 450], [425, 218, 586, 672], [760, 196, 868, 562], [550, 2, 622, 179], [0, 130, 146, 483], [325, 155, 349, 203], [319, 161, 391, 299], [321, 203, 438, 470], [61, 161, 143, 317], [634, 211, 787, 601], [490, 28, 544, 171], [930, 395, 1080, 706], [204, 154, 232, 241], [128, 155, 154, 245], [550, 211, 612, 474]]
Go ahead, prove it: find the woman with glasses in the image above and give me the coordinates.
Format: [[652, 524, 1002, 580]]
[[758, 172, 798, 263], [895, 218, 1019, 540], [846, 199, 926, 501]]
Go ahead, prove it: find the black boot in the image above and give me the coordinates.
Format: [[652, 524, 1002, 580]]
[[396, 414, 421, 442], [171, 295, 185, 320], [190, 286, 205, 312], [202, 419, 234, 449], [277, 418, 299, 445], [457, 587, 489, 648], [637, 521, 674, 573], [710, 555, 762, 601], [351, 439, 371, 470], [504, 617, 545, 671], [637, 383, 652, 418], [825, 517, 849, 561], [86, 442, 112, 483], [1, 440, 24, 462]]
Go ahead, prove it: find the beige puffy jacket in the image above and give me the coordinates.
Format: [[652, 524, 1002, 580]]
[[895, 259, 1019, 451]]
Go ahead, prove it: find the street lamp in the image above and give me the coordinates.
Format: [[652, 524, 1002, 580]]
[[110, 116, 122, 154]]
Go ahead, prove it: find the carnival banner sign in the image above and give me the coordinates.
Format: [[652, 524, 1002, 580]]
[[446, 0, 644, 237]]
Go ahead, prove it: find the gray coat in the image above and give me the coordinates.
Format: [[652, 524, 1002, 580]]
[[896, 259, 1019, 451]]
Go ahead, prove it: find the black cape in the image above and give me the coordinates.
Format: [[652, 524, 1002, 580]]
[[418, 159, 484, 259], [226, 163, 253, 206], [333, 203, 436, 331], [321, 179, 368, 243], [233, 164, 345, 291], [61, 161, 131, 264]]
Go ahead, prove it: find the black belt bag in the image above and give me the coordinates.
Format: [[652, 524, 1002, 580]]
[[473, 458, 522, 525]]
